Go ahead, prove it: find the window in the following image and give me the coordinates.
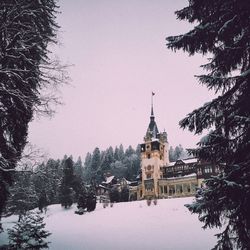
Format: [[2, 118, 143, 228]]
[[169, 185, 175, 195], [146, 174, 152, 179], [197, 168, 202, 176], [205, 166, 212, 173], [147, 165, 151, 170], [176, 184, 183, 193], [147, 154, 150, 159]]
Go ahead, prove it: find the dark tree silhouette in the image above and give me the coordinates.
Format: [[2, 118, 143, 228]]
[[167, 0, 250, 249], [0, 0, 65, 228]]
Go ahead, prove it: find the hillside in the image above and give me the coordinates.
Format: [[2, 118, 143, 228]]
[[0, 197, 220, 250]]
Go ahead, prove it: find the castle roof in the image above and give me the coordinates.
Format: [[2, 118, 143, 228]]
[[146, 95, 159, 139]]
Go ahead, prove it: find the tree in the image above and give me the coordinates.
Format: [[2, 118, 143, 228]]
[[32, 159, 62, 205], [86, 188, 97, 212], [109, 186, 120, 203], [38, 190, 48, 213], [60, 158, 75, 208], [77, 185, 88, 213], [166, 0, 250, 249], [169, 146, 175, 162], [60, 186, 74, 209], [0, 0, 65, 226], [90, 148, 101, 184], [74, 156, 84, 181], [6, 171, 38, 221], [8, 212, 51, 249]]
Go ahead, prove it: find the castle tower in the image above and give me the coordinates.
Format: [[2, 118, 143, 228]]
[[140, 93, 169, 199]]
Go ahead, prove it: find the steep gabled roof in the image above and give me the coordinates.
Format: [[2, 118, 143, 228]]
[[146, 104, 159, 139]]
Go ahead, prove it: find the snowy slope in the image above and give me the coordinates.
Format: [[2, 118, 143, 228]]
[[0, 197, 220, 250]]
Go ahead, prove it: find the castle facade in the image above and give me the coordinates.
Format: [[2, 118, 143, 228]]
[[134, 97, 220, 200]]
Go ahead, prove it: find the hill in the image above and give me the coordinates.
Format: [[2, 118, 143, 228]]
[[0, 197, 220, 250]]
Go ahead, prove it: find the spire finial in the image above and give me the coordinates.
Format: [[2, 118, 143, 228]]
[[151, 92, 155, 117]]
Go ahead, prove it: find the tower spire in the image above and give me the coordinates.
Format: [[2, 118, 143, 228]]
[[145, 92, 158, 139], [151, 92, 155, 117]]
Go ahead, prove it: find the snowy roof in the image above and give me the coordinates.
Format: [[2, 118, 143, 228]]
[[103, 175, 115, 184], [98, 185, 109, 190], [151, 138, 159, 142], [167, 162, 176, 167], [182, 158, 198, 164], [166, 173, 197, 180], [124, 179, 131, 185], [167, 158, 198, 167]]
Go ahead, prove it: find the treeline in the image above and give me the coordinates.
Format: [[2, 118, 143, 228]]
[[4, 143, 189, 218], [4, 144, 141, 217], [169, 145, 190, 162], [83, 144, 141, 184]]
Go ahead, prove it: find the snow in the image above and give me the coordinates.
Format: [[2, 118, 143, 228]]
[[103, 175, 115, 184], [167, 158, 198, 166], [182, 158, 198, 164], [166, 173, 197, 180], [0, 197, 220, 250], [168, 162, 176, 166]]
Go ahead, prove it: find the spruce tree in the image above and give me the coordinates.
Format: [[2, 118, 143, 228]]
[[90, 148, 101, 184], [8, 212, 51, 249], [60, 158, 75, 208], [166, 0, 250, 249], [77, 185, 87, 213], [86, 188, 97, 212], [6, 172, 37, 221], [38, 191, 48, 213]]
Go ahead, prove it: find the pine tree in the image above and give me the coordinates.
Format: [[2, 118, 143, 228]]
[[74, 156, 84, 180], [86, 187, 96, 212], [166, 0, 250, 249], [6, 172, 38, 221], [8, 211, 51, 249], [60, 186, 74, 209], [77, 185, 87, 213], [90, 148, 101, 184], [38, 190, 48, 213], [169, 146, 175, 162], [60, 158, 75, 208]]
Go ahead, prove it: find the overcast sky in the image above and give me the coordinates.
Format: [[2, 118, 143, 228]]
[[28, 0, 216, 160]]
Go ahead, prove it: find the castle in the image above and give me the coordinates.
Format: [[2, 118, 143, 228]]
[[132, 95, 221, 200]]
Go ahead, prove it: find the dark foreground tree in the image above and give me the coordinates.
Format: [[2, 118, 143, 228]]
[[167, 0, 250, 249], [0, 0, 64, 228], [60, 158, 76, 208], [77, 186, 87, 213], [38, 190, 48, 213], [86, 188, 96, 212], [8, 212, 51, 249]]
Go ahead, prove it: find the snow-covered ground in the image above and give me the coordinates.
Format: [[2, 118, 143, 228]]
[[0, 197, 220, 250]]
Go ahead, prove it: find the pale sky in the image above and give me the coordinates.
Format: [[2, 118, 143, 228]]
[[28, 0, 215, 160]]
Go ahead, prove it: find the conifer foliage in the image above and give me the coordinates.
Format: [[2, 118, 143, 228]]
[[8, 212, 51, 249], [0, 0, 61, 226], [167, 0, 250, 249], [60, 158, 75, 208]]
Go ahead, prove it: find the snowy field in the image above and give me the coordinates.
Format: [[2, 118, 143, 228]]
[[0, 197, 220, 250]]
